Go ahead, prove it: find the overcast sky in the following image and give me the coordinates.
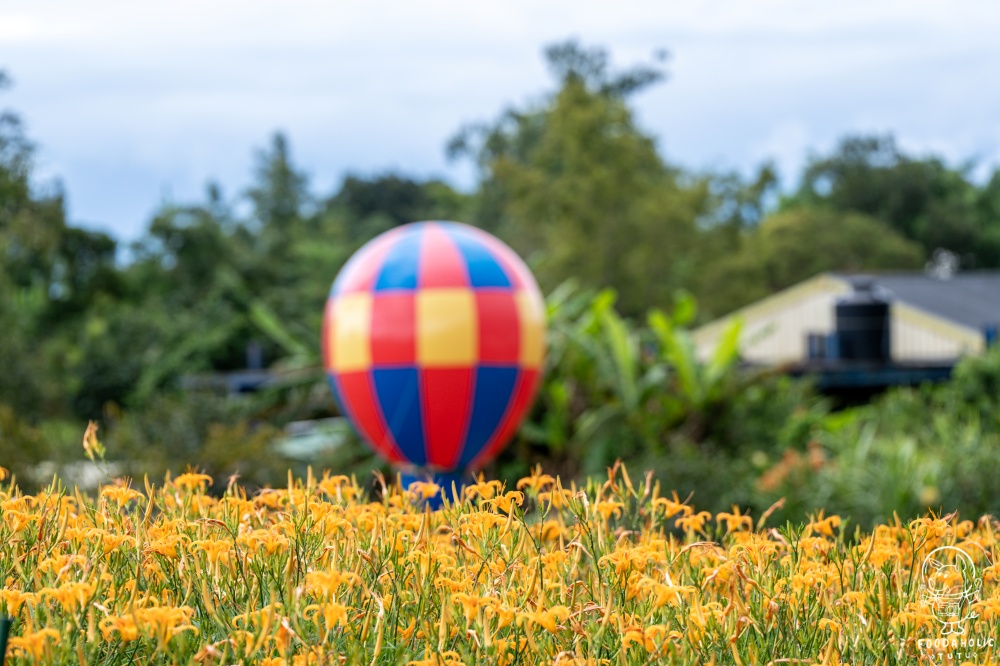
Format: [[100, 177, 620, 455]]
[[3, 0, 999, 242]]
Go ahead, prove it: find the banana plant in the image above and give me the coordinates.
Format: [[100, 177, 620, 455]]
[[519, 283, 744, 475], [648, 295, 742, 412]]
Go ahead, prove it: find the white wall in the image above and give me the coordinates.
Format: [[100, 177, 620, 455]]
[[695, 283, 983, 364]]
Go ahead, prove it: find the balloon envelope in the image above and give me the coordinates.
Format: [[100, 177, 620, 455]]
[[322, 221, 545, 471]]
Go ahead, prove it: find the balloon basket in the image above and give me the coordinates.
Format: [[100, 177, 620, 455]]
[[398, 470, 468, 510]]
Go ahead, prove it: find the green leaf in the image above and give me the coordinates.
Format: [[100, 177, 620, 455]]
[[599, 306, 638, 411], [649, 309, 698, 404], [249, 300, 315, 361], [672, 289, 698, 326], [704, 317, 742, 394], [133, 320, 240, 402], [574, 403, 621, 445], [590, 288, 618, 317]]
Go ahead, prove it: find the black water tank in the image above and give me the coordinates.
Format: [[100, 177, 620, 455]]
[[835, 282, 890, 362]]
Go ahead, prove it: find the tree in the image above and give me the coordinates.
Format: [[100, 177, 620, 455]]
[[139, 201, 233, 300], [542, 39, 666, 98], [792, 135, 1000, 267], [247, 132, 310, 233], [697, 207, 925, 317], [449, 40, 708, 314], [973, 169, 1000, 266], [0, 71, 122, 418], [326, 172, 472, 243]]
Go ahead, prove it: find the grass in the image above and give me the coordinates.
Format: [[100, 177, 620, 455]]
[[0, 459, 997, 665]]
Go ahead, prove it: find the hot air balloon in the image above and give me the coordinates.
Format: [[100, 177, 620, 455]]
[[322, 221, 545, 497]]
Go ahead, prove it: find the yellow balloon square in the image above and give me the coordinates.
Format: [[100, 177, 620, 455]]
[[516, 290, 545, 368], [330, 293, 372, 372], [417, 289, 477, 366]]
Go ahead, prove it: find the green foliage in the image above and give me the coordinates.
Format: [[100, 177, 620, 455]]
[[328, 173, 472, 243], [501, 284, 800, 485], [0, 284, 54, 416], [791, 134, 1000, 267], [0, 405, 48, 483], [754, 347, 1000, 527], [104, 393, 291, 491], [696, 206, 925, 317], [450, 41, 709, 316], [950, 342, 1000, 414]]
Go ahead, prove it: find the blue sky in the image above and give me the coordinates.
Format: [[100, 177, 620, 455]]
[[3, 0, 999, 242]]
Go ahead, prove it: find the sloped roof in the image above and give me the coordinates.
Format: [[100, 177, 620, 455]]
[[839, 272, 1000, 331]]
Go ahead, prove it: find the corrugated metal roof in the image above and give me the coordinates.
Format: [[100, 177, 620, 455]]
[[838, 272, 1000, 331]]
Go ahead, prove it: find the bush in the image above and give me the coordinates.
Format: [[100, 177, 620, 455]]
[[0, 404, 48, 483], [104, 392, 292, 492], [752, 347, 1000, 527]]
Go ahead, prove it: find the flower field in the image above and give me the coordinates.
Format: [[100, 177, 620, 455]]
[[0, 461, 998, 665]]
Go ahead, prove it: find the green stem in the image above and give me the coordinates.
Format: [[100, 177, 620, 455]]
[[0, 616, 12, 666]]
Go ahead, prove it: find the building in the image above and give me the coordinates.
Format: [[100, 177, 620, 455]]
[[692, 271, 1000, 399], [694, 272, 1000, 366]]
